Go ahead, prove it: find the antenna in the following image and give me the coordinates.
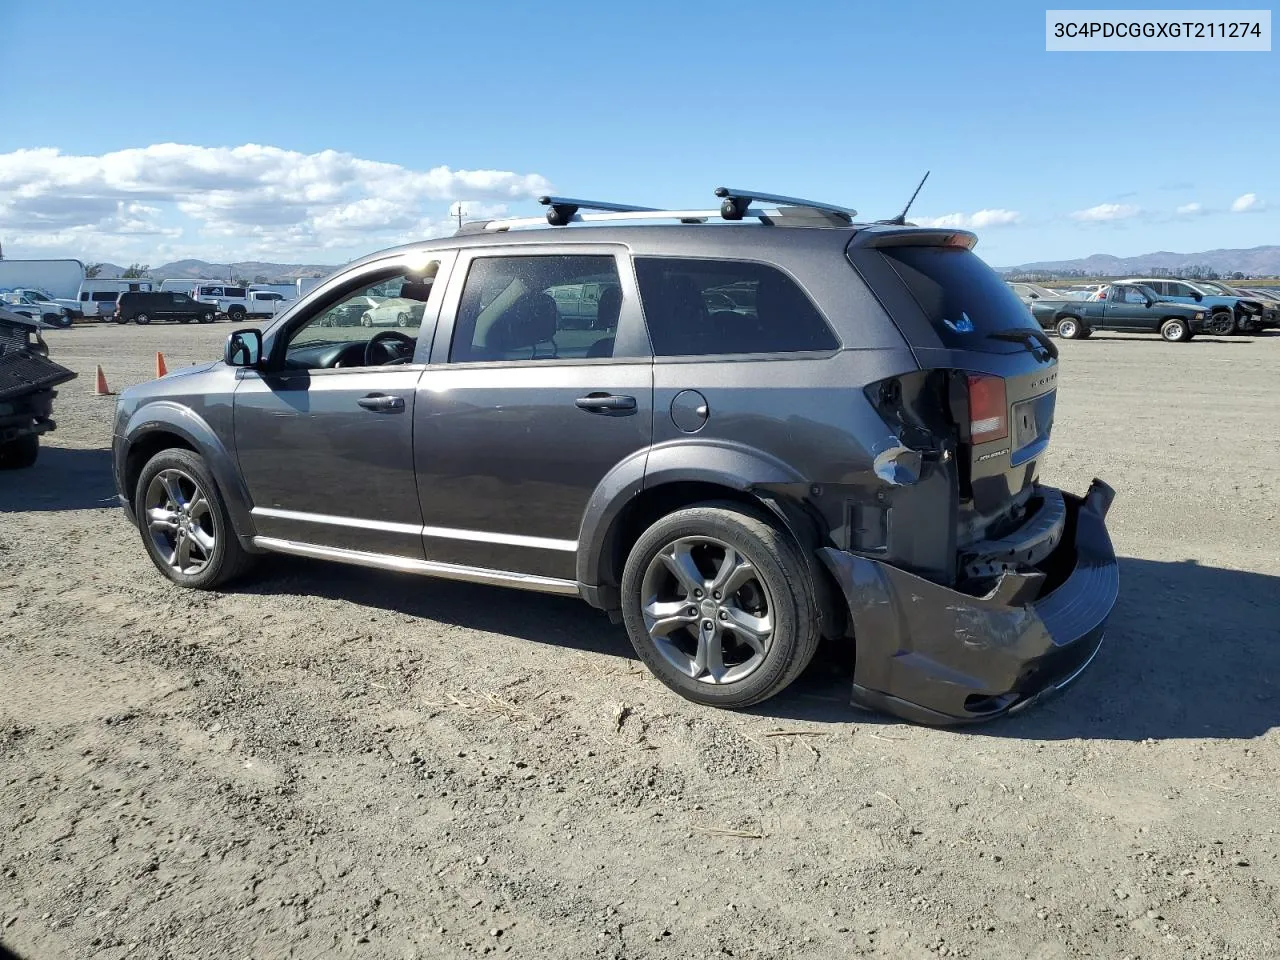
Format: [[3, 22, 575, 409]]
[[883, 171, 930, 225], [453, 203, 467, 230]]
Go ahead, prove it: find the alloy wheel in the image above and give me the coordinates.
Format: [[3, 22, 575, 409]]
[[144, 468, 216, 576], [639, 536, 774, 685]]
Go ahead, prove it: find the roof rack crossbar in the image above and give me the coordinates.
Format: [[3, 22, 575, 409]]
[[538, 195, 660, 226], [479, 209, 753, 232], [714, 187, 856, 223]]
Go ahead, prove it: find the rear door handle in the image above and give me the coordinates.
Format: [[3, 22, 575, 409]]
[[357, 393, 405, 412], [575, 394, 636, 412]]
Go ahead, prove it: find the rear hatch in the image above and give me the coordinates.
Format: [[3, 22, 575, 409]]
[[848, 231, 1059, 544]]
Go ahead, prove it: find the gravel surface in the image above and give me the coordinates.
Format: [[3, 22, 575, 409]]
[[2, 322, 1279, 960]]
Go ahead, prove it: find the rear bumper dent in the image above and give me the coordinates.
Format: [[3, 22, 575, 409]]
[[819, 479, 1118, 725]]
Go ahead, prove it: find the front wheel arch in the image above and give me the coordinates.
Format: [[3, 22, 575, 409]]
[[121, 406, 259, 547]]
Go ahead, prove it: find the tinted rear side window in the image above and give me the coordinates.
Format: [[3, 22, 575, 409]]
[[633, 257, 838, 357], [874, 246, 1040, 348]]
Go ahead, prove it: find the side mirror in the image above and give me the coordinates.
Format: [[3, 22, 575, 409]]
[[225, 328, 263, 367], [1145, 298, 1155, 308], [1192, 292, 1203, 301]]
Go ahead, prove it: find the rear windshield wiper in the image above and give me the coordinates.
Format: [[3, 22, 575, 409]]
[[987, 327, 1058, 360]]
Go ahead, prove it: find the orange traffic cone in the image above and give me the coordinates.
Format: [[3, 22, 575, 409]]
[[94, 365, 114, 396], [156, 351, 168, 378]]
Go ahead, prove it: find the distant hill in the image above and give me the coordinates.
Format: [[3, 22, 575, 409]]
[[91, 259, 341, 282], [1001, 245, 1280, 278]]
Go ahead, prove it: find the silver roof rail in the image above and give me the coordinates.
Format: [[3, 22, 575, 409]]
[[714, 187, 856, 223], [476, 209, 730, 233]]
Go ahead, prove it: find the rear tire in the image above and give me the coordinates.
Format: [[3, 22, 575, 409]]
[[1056, 316, 1085, 339], [620, 502, 820, 709], [396, 312, 409, 328], [0, 434, 39, 470], [1159, 318, 1189, 342], [134, 448, 255, 589]]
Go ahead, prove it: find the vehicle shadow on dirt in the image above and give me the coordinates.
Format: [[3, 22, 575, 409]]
[[0, 446, 117, 513], [247, 554, 1278, 742], [245, 559, 635, 661]]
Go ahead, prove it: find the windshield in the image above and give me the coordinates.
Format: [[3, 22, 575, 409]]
[[875, 245, 1041, 349]]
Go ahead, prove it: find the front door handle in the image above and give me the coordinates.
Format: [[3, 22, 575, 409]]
[[357, 393, 405, 412], [575, 393, 636, 413]]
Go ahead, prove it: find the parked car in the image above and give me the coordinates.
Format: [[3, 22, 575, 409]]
[[0, 306, 77, 468], [0, 292, 66, 327], [1191, 280, 1277, 331], [111, 190, 1119, 725], [1242, 288, 1280, 325], [318, 295, 380, 327], [1123, 278, 1259, 335], [1030, 282, 1205, 341], [360, 296, 427, 327], [9, 288, 82, 324], [78, 279, 155, 319], [115, 291, 218, 325]]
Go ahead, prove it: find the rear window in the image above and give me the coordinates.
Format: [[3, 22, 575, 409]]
[[876, 246, 1040, 348], [633, 257, 838, 357]]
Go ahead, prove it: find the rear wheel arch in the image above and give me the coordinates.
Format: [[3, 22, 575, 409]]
[[585, 476, 845, 639]]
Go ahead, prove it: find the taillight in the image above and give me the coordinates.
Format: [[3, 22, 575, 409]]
[[966, 374, 1008, 444]]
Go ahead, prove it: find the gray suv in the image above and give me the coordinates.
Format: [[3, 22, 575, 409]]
[[112, 190, 1119, 724]]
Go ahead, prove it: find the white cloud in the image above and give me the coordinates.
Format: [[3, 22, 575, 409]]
[[1176, 202, 1205, 215], [1069, 203, 1141, 222], [912, 209, 1021, 229], [0, 143, 553, 262], [1231, 192, 1264, 213]]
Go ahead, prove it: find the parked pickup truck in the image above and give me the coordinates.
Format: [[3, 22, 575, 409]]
[[1030, 282, 1207, 342], [191, 285, 293, 322]]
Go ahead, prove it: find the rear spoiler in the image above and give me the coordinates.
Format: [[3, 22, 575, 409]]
[[848, 226, 978, 251]]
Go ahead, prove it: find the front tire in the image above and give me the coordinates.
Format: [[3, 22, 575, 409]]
[[134, 448, 254, 589], [620, 502, 820, 709], [198, 311, 215, 324], [55, 311, 74, 328], [1160, 318, 1190, 342], [0, 434, 39, 470], [1208, 311, 1235, 335], [1056, 316, 1085, 339], [135, 313, 151, 325], [228, 307, 246, 323]]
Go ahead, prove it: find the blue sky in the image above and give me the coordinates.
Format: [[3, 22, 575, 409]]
[[0, 0, 1275, 267]]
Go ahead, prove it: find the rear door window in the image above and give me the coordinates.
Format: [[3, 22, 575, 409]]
[[869, 245, 1041, 349], [633, 257, 838, 357]]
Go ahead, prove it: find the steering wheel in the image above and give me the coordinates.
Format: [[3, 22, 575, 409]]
[[364, 330, 415, 366]]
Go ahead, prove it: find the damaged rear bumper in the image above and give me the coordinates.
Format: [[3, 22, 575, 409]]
[[818, 479, 1119, 725]]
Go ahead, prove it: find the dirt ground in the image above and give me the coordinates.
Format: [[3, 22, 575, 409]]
[[3, 321, 1279, 960]]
